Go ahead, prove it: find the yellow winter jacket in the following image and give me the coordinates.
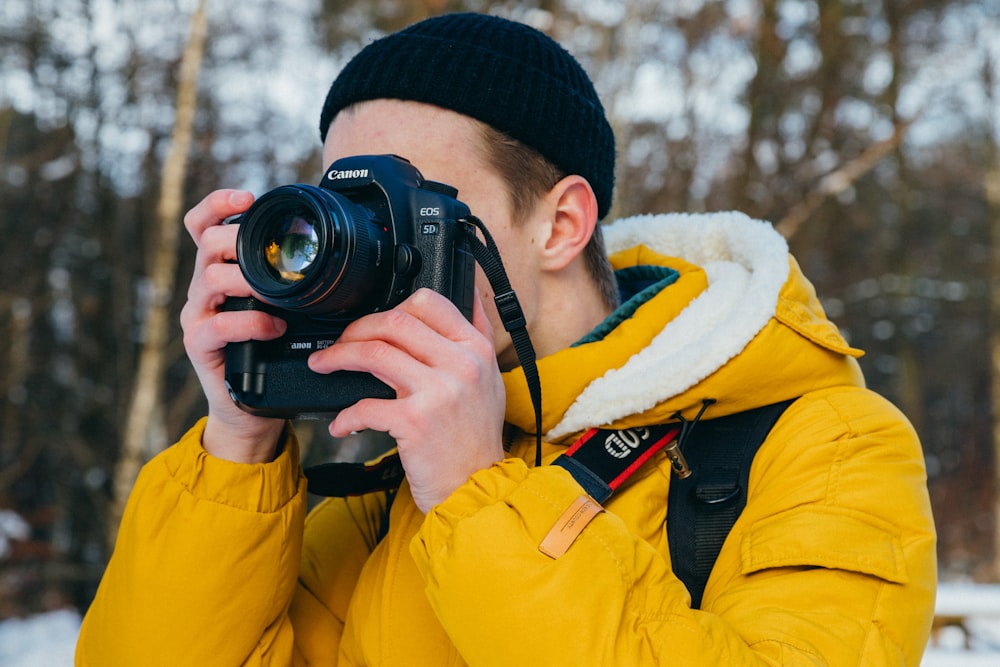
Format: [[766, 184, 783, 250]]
[[77, 212, 936, 666]]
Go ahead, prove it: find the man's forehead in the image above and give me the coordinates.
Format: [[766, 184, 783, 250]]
[[321, 101, 485, 172]]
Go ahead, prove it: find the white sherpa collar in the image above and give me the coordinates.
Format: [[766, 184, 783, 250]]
[[547, 211, 790, 439]]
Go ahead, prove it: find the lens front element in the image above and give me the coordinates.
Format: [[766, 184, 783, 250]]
[[236, 184, 395, 317], [265, 212, 319, 283]]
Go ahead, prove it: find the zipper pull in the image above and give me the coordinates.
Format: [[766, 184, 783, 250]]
[[664, 438, 692, 479], [667, 399, 715, 479]]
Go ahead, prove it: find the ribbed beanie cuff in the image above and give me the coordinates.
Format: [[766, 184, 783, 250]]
[[319, 12, 616, 220]]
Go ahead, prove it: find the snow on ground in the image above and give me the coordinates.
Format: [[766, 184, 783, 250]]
[[0, 608, 80, 666], [1, 585, 998, 665]]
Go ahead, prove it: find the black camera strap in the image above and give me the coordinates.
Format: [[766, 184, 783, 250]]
[[304, 450, 405, 497], [464, 215, 544, 466]]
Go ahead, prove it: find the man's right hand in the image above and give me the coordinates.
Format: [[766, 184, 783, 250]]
[[180, 189, 287, 463]]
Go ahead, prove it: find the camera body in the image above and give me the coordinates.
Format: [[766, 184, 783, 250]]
[[223, 154, 477, 419]]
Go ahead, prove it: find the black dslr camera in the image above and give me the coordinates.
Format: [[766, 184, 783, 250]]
[[223, 154, 476, 419]]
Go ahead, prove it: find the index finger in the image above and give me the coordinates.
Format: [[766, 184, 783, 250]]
[[184, 189, 255, 246], [338, 288, 483, 350]]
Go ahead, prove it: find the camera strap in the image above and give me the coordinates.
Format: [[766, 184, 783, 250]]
[[304, 448, 405, 497], [552, 423, 687, 503], [464, 215, 544, 465]]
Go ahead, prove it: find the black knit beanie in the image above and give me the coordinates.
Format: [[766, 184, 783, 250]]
[[318, 12, 616, 220]]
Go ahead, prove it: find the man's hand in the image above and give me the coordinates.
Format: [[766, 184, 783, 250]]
[[308, 288, 507, 513], [180, 189, 287, 463]]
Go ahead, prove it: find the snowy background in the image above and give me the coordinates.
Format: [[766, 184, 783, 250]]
[[1, 585, 998, 665], [2, 1, 999, 663]]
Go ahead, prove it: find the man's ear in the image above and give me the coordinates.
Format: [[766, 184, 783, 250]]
[[538, 175, 599, 271]]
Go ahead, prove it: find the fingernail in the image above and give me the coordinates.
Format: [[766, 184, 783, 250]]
[[229, 190, 253, 207]]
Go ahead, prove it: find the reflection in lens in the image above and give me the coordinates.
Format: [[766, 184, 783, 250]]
[[265, 214, 319, 282]]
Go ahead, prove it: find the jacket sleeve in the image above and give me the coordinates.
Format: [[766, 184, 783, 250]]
[[75, 418, 309, 667], [288, 490, 389, 663], [409, 389, 937, 666]]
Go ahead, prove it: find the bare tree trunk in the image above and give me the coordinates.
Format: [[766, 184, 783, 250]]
[[0, 296, 42, 491], [110, 0, 208, 547], [988, 160, 1000, 581], [734, 0, 784, 218], [986, 72, 1000, 582]]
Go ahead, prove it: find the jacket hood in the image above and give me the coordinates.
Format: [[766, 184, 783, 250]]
[[503, 212, 864, 441]]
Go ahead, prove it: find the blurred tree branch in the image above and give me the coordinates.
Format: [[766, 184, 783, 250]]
[[775, 115, 917, 239]]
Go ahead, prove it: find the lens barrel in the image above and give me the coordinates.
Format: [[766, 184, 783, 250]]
[[236, 185, 393, 317]]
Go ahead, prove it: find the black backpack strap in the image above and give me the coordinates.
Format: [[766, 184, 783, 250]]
[[667, 399, 795, 609]]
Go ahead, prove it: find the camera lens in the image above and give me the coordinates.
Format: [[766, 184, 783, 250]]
[[264, 213, 319, 283], [236, 185, 394, 316]]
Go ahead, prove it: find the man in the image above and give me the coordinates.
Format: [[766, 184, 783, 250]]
[[77, 12, 937, 666]]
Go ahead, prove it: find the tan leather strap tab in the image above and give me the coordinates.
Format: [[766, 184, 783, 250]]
[[539, 495, 604, 559]]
